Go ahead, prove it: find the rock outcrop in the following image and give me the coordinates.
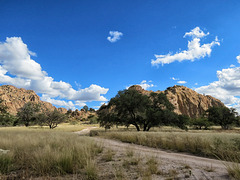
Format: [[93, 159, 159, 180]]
[[0, 85, 67, 115], [164, 85, 224, 118], [128, 85, 224, 118], [67, 109, 96, 120]]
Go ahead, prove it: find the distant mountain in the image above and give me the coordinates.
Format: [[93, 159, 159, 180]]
[[0, 84, 224, 118], [128, 85, 225, 118], [0, 85, 67, 115]]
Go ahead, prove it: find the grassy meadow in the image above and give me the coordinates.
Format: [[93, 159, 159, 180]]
[[90, 127, 240, 179], [1, 124, 240, 179], [0, 127, 102, 179], [92, 127, 240, 160]]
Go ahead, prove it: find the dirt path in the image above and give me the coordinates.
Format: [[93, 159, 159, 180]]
[[75, 128, 231, 179], [93, 137, 230, 179], [74, 127, 97, 135]]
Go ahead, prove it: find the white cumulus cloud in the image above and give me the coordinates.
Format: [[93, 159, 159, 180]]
[[0, 37, 109, 109], [170, 77, 179, 80], [183, 27, 209, 38], [127, 80, 155, 90], [195, 63, 240, 112], [177, 81, 187, 84], [236, 55, 240, 64], [41, 95, 76, 110], [171, 77, 187, 84], [0, 37, 46, 79], [151, 27, 220, 66], [107, 31, 123, 43], [139, 80, 155, 90]]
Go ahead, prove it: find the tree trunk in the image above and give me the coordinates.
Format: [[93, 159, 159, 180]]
[[146, 126, 151, 131], [143, 123, 147, 131], [134, 124, 140, 131]]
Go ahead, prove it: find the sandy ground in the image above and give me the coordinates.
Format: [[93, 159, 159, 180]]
[[76, 128, 231, 179], [74, 127, 97, 135], [93, 137, 230, 179]]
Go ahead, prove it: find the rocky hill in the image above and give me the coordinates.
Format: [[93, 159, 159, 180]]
[[0, 85, 67, 115], [0, 84, 224, 118], [128, 85, 224, 118]]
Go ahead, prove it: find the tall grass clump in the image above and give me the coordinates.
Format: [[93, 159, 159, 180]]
[[220, 150, 240, 179], [101, 131, 240, 160], [0, 129, 101, 178]]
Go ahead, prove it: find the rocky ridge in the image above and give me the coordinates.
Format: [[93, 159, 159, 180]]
[[128, 85, 224, 118], [0, 85, 67, 115]]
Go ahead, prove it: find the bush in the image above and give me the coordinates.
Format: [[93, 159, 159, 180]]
[[0, 114, 16, 126], [89, 115, 98, 124], [89, 130, 99, 136]]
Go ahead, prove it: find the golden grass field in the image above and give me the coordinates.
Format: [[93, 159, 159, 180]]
[[1, 123, 240, 179], [0, 126, 102, 179]]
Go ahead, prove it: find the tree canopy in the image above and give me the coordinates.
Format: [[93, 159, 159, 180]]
[[0, 99, 16, 126], [17, 102, 41, 127], [43, 109, 66, 129], [206, 106, 238, 129], [98, 89, 185, 131]]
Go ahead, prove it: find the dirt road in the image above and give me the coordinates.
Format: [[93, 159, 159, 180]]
[[93, 137, 230, 179], [74, 127, 97, 135], [76, 128, 231, 179]]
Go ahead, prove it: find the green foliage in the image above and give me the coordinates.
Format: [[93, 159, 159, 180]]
[[43, 109, 66, 129], [98, 89, 179, 131], [88, 114, 98, 124], [191, 117, 212, 130], [16, 102, 40, 127], [89, 108, 95, 112], [83, 105, 89, 112], [0, 113, 16, 126], [0, 154, 12, 174], [144, 92, 176, 131], [66, 109, 73, 117], [207, 106, 238, 129], [173, 115, 190, 130], [0, 99, 16, 126], [0, 99, 7, 114], [97, 107, 116, 130], [110, 89, 150, 131]]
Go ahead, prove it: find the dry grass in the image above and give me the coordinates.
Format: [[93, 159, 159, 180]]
[[53, 123, 99, 132], [95, 130, 240, 178], [221, 153, 240, 179], [146, 156, 158, 174], [101, 148, 115, 162], [98, 131, 240, 160], [0, 129, 101, 179], [0, 122, 99, 132]]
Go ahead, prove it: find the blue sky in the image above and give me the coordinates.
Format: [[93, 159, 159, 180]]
[[1, 0, 240, 110]]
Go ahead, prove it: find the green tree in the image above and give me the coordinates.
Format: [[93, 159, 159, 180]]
[[17, 102, 40, 127], [206, 106, 238, 130], [0, 99, 16, 126], [191, 117, 212, 130], [173, 115, 190, 130], [66, 109, 73, 117], [97, 104, 116, 130], [109, 89, 150, 131], [89, 108, 95, 112], [144, 92, 176, 131], [99, 89, 178, 131], [83, 105, 89, 112], [44, 109, 66, 129], [0, 99, 7, 114]]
